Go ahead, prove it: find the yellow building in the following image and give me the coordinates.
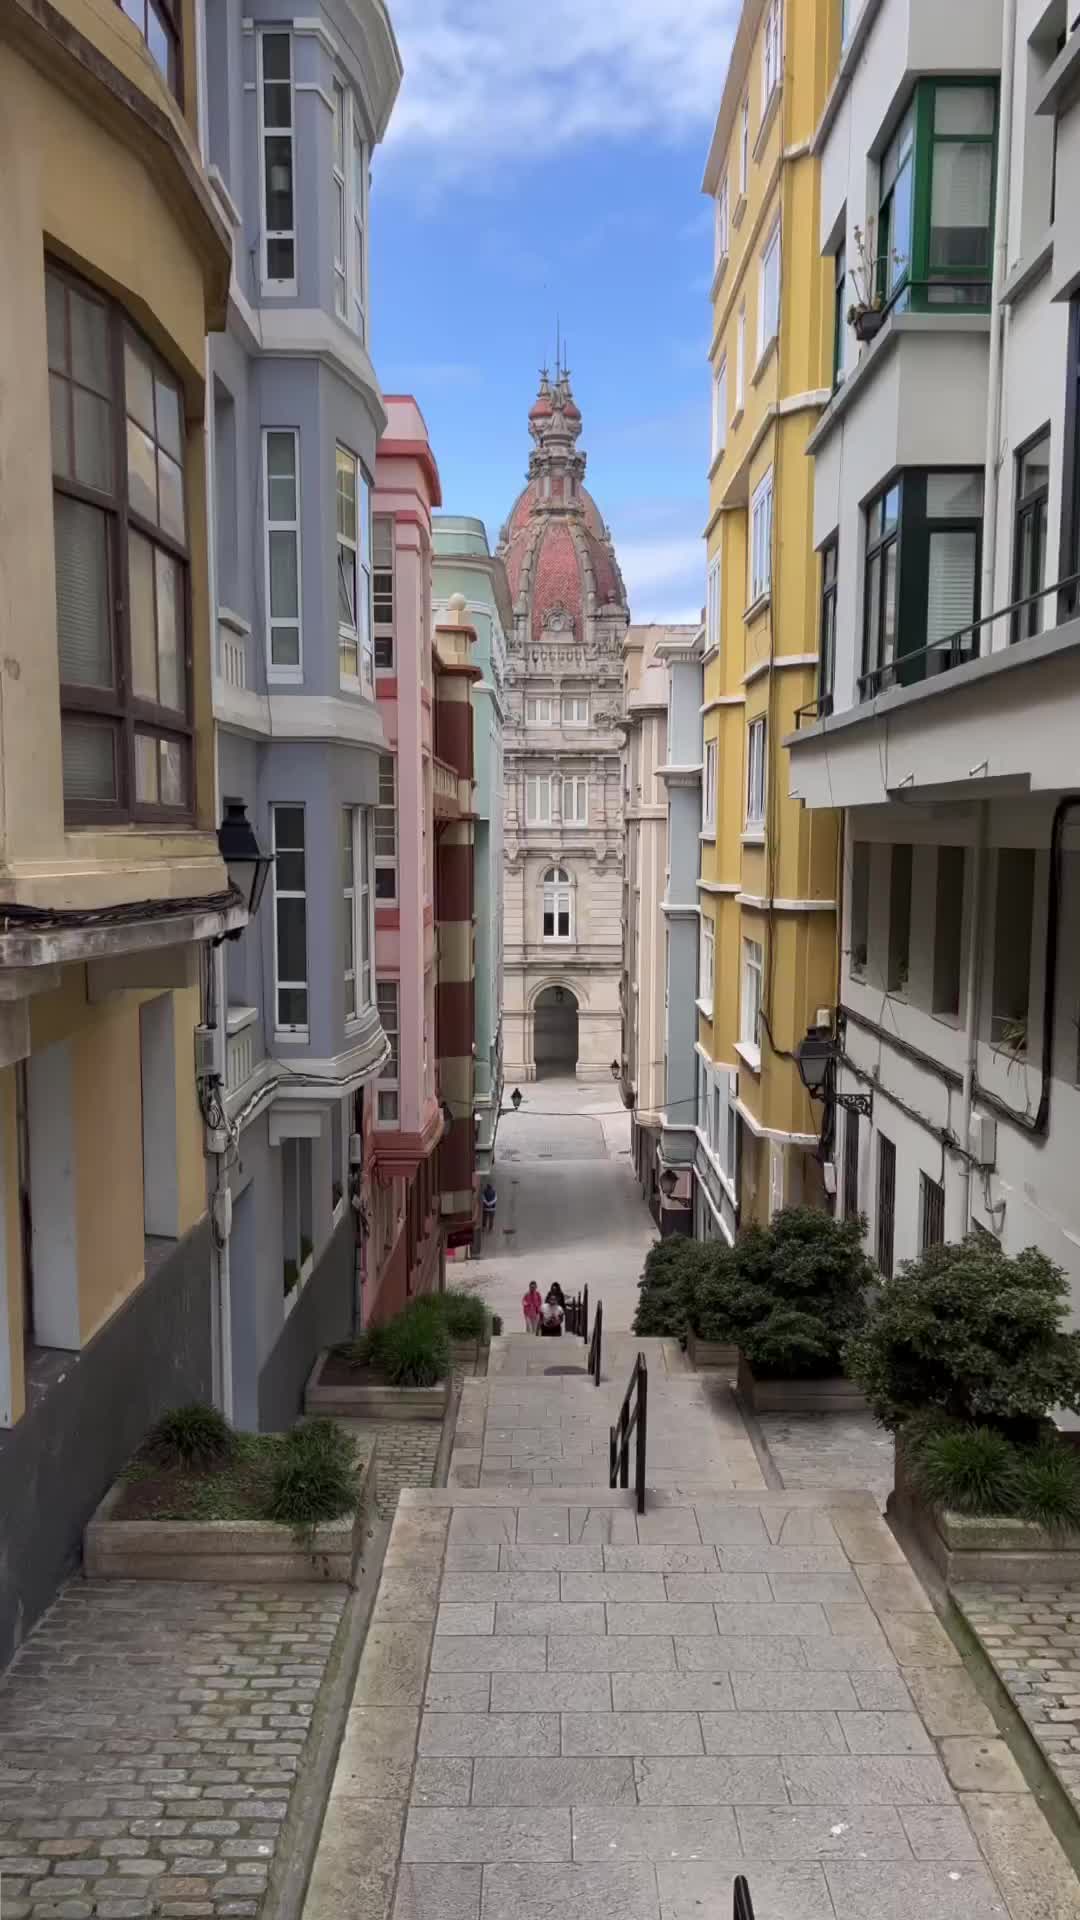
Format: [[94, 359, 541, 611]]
[[696, 0, 840, 1233], [0, 0, 237, 1661]]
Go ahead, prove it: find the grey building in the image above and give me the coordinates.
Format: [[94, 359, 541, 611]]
[[198, 0, 399, 1426]]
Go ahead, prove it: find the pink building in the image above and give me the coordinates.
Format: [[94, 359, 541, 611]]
[[364, 398, 444, 1322]]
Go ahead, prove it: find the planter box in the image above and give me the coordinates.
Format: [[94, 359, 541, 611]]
[[451, 1338, 490, 1376], [737, 1351, 869, 1416], [84, 1445, 377, 1584], [305, 1350, 449, 1420], [891, 1450, 1080, 1586], [687, 1332, 739, 1370]]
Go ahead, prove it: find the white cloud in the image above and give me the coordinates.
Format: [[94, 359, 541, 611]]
[[383, 0, 738, 178], [615, 533, 704, 625]]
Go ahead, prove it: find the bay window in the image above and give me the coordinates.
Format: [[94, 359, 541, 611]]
[[876, 82, 998, 313], [259, 32, 295, 288], [273, 805, 307, 1033], [48, 264, 192, 822], [336, 447, 372, 691], [862, 471, 983, 696], [343, 806, 373, 1023], [264, 429, 302, 676], [332, 81, 347, 319]]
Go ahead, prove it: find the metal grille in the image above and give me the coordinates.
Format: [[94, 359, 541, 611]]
[[920, 1171, 945, 1250], [843, 1109, 860, 1219], [876, 1134, 896, 1279]]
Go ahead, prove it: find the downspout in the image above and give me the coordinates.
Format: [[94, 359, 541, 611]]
[[959, 802, 988, 1235], [981, 0, 1018, 619]]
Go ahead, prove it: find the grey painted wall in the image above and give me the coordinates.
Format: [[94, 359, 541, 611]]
[[0, 1223, 212, 1671], [258, 1209, 355, 1429]]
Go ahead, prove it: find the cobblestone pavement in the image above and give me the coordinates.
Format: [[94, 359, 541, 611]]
[[344, 1421, 442, 1520], [755, 1411, 895, 1507], [304, 1337, 1079, 1920], [0, 1579, 345, 1920], [955, 1583, 1080, 1819]]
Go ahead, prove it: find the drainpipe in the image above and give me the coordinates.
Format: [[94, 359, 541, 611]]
[[981, 0, 1017, 620], [959, 803, 988, 1235]]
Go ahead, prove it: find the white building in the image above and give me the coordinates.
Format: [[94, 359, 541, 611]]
[[787, 0, 1080, 1361]]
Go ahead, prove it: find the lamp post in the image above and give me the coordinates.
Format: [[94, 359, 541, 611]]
[[217, 798, 272, 934], [795, 1024, 873, 1118], [658, 1165, 678, 1200]]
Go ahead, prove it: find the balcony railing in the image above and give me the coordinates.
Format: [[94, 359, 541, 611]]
[[225, 1006, 259, 1095], [218, 616, 248, 692], [433, 757, 460, 817], [796, 572, 1080, 727]]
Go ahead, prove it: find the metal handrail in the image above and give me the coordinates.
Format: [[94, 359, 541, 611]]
[[609, 1350, 647, 1514], [588, 1301, 602, 1387], [565, 1285, 590, 1342], [795, 571, 1080, 727], [734, 1875, 755, 1920]]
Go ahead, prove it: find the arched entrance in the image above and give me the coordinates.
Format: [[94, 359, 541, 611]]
[[534, 985, 579, 1078]]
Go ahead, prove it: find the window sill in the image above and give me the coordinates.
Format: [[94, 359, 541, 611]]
[[732, 193, 747, 231], [268, 666, 304, 687], [696, 997, 714, 1020], [261, 281, 298, 299], [708, 446, 726, 480], [734, 1040, 762, 1073], [218, 606, 252, 636], [754, 84, 782, 162], [226, 1004, 259, 1036], [730, 405, 745, 434], [699, 830, 717, 843], [744, 591, 771, 624], [751, 335, 778, 387], [741, 826, 766, 845], [710, 253, 730, 302], [275, 1028, 311, 1045], [339, 673, 364, 696]]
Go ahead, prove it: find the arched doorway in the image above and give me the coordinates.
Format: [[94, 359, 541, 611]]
[[534, 985, 579, 1078]]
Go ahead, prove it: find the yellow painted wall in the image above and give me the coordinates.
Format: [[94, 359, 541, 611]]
[[0, 16, 227, 894], [702, 0, 840, 1207]]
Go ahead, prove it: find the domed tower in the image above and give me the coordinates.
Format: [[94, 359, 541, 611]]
[[498, 368, 629, 1085]]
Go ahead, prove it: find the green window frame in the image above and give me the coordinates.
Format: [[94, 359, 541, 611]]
[[876, 79, 998, 314], [861, 470, 984, 697]]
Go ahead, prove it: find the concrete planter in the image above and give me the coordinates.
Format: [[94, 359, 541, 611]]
[[305, 1350, 449, 1420], [736, 1351, 869, 1415], [84, 1445, 377, 1584], [891, 1449, 1080, 1585], [451, 1338, 491, 1376], [687, 1331, 739, 1370]]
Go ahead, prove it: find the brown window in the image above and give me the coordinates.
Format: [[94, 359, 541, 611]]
[[117, 0, 181, 100], [47, 264, 193, 825]]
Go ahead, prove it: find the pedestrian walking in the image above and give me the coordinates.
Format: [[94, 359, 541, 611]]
[[522, 1281, 543, 1334], [481, 1179, 497, 1235], [540, 1289, 564, 1337]]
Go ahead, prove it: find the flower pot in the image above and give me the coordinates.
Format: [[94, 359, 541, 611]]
[[890, 1446, 1080, 1586], [852, 306, 885, 345], [736, 1350, 869, 1415]]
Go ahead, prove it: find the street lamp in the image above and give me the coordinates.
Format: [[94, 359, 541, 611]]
[[610, 1060, 621, 1081], [658, 1166, 678, 1199], [795, 1024, 873, 1118], [217, 798, 271, 936]]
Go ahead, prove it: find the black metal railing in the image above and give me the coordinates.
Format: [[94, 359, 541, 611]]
[[609, 1349, 647, 1513], [565, 1285, 589, 1340], [794, 571, 1080, 728], [733, 1874, 755, 1920], [587, 1302, 602, 1387]]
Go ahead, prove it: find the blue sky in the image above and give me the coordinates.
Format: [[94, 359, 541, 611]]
[[370, 0, 739, 623]]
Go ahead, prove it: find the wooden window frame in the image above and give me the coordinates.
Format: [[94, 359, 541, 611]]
[[48, 260, 194, 827]]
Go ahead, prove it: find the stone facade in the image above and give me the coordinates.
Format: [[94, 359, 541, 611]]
[[498, 372, 628, 1084]]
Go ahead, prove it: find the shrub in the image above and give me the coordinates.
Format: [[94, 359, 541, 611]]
[[1010, 1441, 1080, 1535], [691, 1246, 743, 1344], [425, 1288, 489, 1342], [633, 1236, 713, 1339], [267, 1420, 356, 1533], [365, 1308, 450, 1386], [908, 1424, 1017, 1517], [845, 1236, 1080, 1438], [147, 1404, 235, 1471], [733, 1207, 875, 1380]]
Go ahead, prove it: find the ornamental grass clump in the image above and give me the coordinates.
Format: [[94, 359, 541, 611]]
[[147, 1403, 236, 1471], [267, 1419, 356, 1533]]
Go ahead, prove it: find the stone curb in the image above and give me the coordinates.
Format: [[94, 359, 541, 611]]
[[261, 1484, 393, 1920], [434, 1369, 465, 1490]]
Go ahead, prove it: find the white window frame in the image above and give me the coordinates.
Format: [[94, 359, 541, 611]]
[[750, 467, 774, 603], [741, 937, 764, 1056], [336, 446, 373, 693], [758, 219, 780, 358], [272, 803, 308, 1036], [762, 0, 782, 110], [702, 738, 717, 836], [343, 806, 357, 1023], [373, 513, 394, 670], [561, 776, 588, 826], [736, 306, 746, 413], [740, 95, 750, 194], [746, 715, 767, 827], [715, 178, 729, 266], [525, 774, 553, 825], [374, 753, 397, 904], [525, 695, 553, 725], [263, 428, 302, 682], [351, 107, 368, 343], [332, 80, 347, 319], [706, 554, 722, 654], [258, 30, 296, 294], [543, 866, 573, 943], [712, 360, 728, 460], [561, 694, 589, 727], [376, 979, 399, 1124], [343, 806, 373, 1026], [700, 916, 716, 1008]]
